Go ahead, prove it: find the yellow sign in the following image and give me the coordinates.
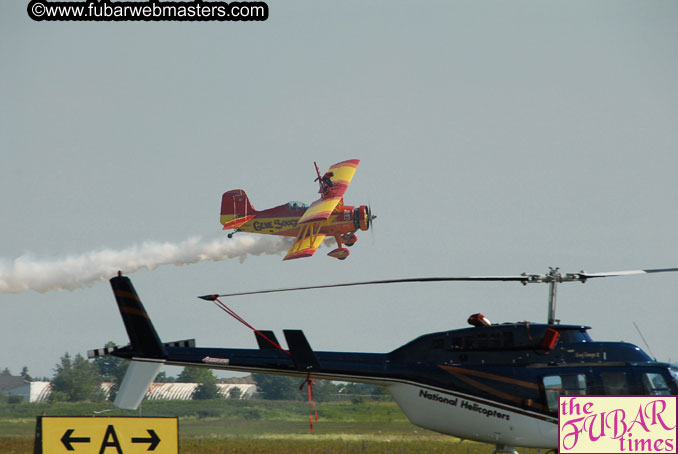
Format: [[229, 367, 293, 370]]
[[36, 416, 178, 454]]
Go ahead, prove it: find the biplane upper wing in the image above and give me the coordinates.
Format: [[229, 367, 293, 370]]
[[283, 223, 326, 260], [297, 159, 360, 225]]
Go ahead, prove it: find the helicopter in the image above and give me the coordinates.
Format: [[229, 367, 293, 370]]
[[88, 268, 678, 453]]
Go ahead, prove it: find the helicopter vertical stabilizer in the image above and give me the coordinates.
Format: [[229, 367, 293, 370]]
[[254, 330, 281, 350], [283, 329, 320, 371], [110, 274, 167, 409], [111, 274, 168, 359], [114, 359, 164, 409]]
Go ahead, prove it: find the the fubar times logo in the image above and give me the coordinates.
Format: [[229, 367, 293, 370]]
[[559, 396, 677, 453]]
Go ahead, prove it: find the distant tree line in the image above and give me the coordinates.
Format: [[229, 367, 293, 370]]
[[252, 374, 390, 403], [1, 366, 35, 381], [2, 345, 390, 403]]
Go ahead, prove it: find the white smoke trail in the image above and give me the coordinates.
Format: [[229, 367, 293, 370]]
[[0, 235, 293, 294]]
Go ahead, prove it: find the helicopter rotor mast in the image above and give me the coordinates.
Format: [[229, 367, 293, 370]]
[[520, 267, 678, 324], [518, 267, 575, 325], [547, 269, 559, 325], [519, 268, 583, 325]]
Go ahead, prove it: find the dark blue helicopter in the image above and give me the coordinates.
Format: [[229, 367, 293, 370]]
[[89, 268, 678, 453]]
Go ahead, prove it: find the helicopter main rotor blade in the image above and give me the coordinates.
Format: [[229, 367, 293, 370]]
[[199, 275, 530, 300], [578, 267, 678, 280], [198, 267, 678, 300]]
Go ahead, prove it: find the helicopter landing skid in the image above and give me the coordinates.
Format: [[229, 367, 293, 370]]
[[493, 445, 518, 454]]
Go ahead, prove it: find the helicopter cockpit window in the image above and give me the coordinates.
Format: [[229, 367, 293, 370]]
[[287, 201, 309, 210], [671, 368, 678, 390], [601, 372, 630, 395], [542, 374, 587, 412], [642, 373, 672, 396]]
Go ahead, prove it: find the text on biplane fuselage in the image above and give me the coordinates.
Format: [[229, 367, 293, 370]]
[[253, 219, 298, 231]]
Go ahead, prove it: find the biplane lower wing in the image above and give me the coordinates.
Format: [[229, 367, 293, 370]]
[[284, 223, 326, 260]]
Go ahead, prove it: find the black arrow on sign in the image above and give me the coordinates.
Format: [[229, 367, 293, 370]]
[[131, 429, 161, 450], [60, 429, 91, 451]]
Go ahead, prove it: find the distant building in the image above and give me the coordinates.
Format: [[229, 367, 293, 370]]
[[1, 375, 256, 402], [146, 382, 256, 400], [0, 376, 52, 403]]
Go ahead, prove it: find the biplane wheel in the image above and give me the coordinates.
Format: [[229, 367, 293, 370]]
[[328, 247, 350, 260], [344, 234, 358, 247], [227, 233, 233, 239]]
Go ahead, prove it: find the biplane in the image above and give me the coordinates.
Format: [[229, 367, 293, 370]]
[[220, 159, 375, 260]]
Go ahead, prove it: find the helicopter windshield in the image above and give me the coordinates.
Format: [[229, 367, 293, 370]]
[[287, 201, 308, 211], [670, 367, 678, 390]]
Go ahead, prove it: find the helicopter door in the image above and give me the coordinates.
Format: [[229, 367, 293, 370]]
[[600, 371, 633, 395]]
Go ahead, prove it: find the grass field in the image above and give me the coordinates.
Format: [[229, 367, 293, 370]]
[[0, 399, 547, 454]]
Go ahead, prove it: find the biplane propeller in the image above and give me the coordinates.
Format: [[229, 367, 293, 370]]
[[220, 159, 375, 260]]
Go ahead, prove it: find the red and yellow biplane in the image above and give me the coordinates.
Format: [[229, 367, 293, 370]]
[[220, 159, 375, 260]]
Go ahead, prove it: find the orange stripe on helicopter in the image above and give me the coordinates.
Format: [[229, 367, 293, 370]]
[[114, 290, 140, 301], [120, 306, 151, 318], [113, 290, 151, 318], [439, 365, 540, 390], [440, 365, 545, 410]]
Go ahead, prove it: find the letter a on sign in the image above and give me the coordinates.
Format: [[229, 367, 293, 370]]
[[99, 425, 122, 454]]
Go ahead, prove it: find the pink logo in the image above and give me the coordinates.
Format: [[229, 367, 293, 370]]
[[559, 396, 677, 453]]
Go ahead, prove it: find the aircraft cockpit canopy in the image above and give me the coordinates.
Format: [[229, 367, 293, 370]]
[[288, 201, 309, 210]]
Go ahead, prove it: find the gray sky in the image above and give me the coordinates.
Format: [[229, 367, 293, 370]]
[[2, 1, 677, 380]]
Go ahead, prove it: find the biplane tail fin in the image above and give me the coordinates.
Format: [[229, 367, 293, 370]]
[[221, 189, 257, 229]]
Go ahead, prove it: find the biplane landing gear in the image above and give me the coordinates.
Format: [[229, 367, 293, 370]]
[[330, 234, 350, 259], [227, 229, 241, 239], [328, 248, 350, 260], [344, 233, 358, 247]]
